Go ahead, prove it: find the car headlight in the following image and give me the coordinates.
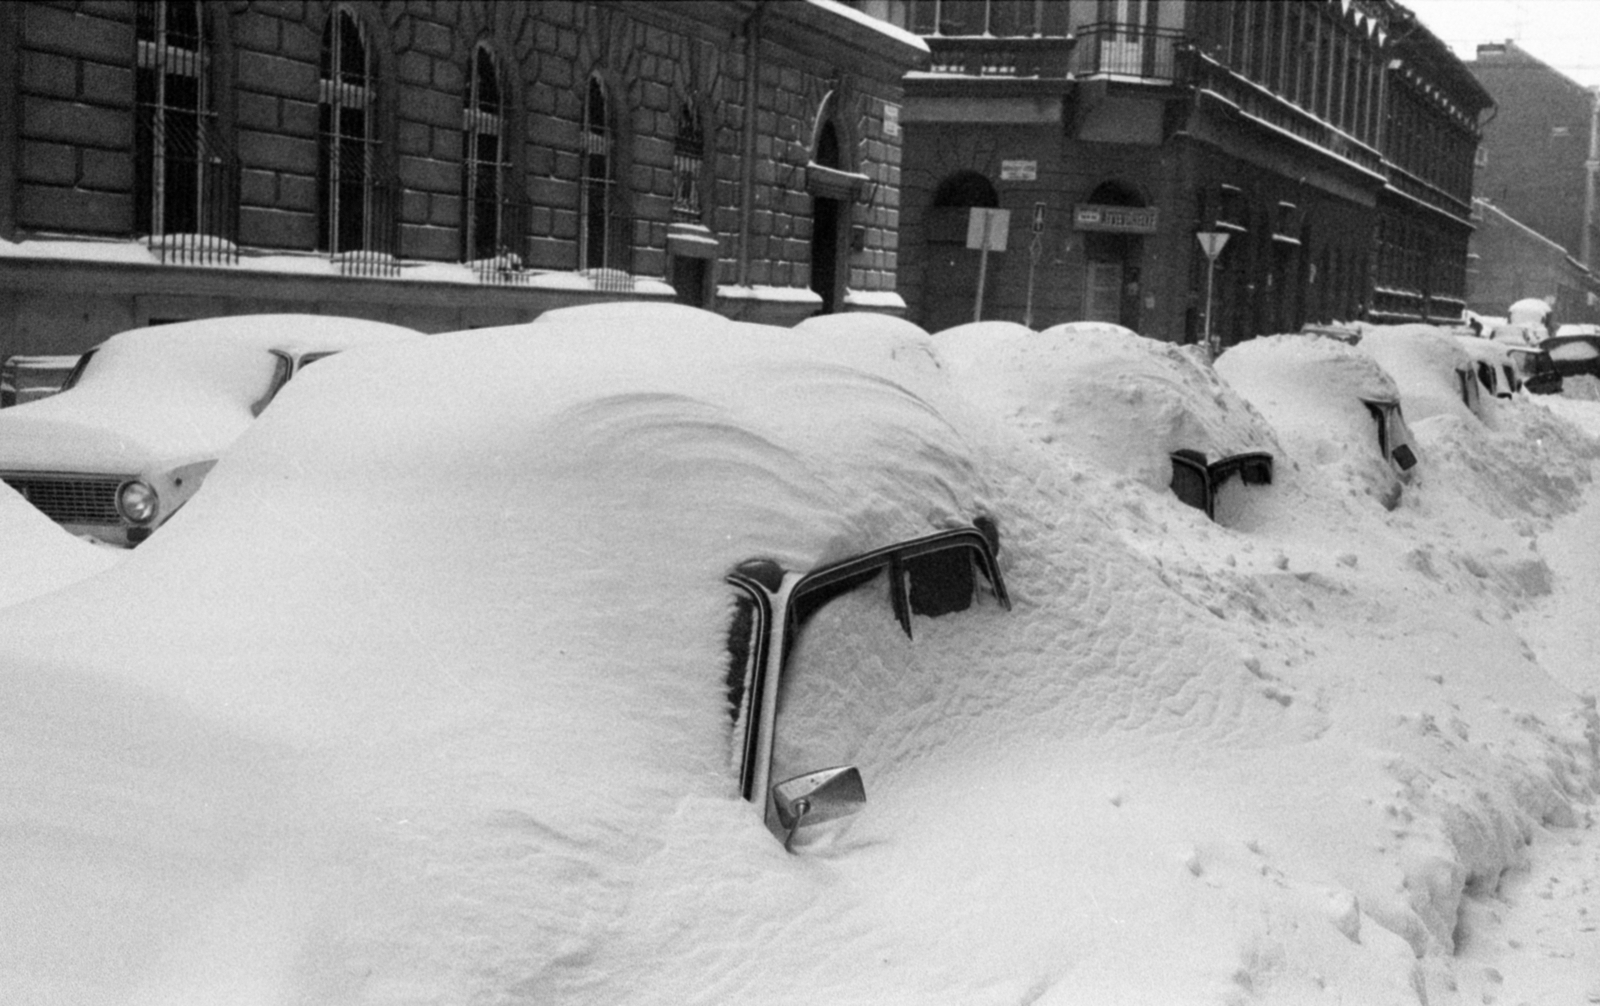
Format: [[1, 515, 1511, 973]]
[[116, 480, 160, 524]]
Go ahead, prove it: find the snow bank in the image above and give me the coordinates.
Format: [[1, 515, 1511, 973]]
[[0, 482, 122, 608]]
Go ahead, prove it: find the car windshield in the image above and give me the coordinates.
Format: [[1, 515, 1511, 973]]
[[73, 336, 288, 411]]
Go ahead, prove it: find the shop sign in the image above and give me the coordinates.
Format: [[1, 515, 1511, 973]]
[[1073, 203, 1159, 234], [1001, 160, 1038, 181]]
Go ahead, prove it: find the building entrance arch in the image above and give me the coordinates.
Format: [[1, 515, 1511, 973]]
[[920, 170, 1001, 331], [1080, 180, 1146, 331]]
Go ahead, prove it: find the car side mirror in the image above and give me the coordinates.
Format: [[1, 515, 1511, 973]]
[[1391, 444, 1418, 471], [771, 766, 866, 852]]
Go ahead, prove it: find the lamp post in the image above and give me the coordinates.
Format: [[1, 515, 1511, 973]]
[[1196, 231, 1230, 359]]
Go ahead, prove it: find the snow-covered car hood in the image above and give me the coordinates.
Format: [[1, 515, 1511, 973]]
[[0, 385, 255, 472]]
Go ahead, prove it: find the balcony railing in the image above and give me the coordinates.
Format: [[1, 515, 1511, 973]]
[[1070, 22, 1186, 83], [1184, 51, 1386, 180], [923, 35, 1076, 78]]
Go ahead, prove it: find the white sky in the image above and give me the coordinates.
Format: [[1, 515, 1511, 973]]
[[1406, 0, 1600, 87]]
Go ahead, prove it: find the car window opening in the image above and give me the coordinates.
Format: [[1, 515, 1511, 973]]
[[723, 522, 1011, 815], [1169, 450, 1274, 522]]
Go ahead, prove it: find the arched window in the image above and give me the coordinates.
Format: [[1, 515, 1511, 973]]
[[318, 9, 376, 254], [462, 44, 511, 262], [932, 171, 1000, 209], [134, 0, 212, 238], [672, 93, 704, 223], [580, 74, 617, 270]]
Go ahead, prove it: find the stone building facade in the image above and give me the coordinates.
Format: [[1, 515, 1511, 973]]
[[0, 1, 926, 359], [863, 0, 1489, 344]]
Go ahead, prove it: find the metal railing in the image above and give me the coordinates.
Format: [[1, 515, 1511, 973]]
[[1184, 51, 1386, 179], [1070, 22, 1186, 82], [466, 196, 529, 286], [923, 35, 1076, 78], [134, 112, 240, 266]]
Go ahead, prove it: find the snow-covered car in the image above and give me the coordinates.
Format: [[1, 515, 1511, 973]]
[[0, 315, 421, 546], [0, 303, 1019, 1000], [1041, 320, 1141, 339], [1554, 323, 1600, 338], [0, 353, 80, 407], [1217, 333, 1419, 510], [1540, 333, 1600, 382], [937, 321, 1277, 525], [1454, 335, 1522, 399], [1504, 344, 1563, 394], [1356, 323, 1490, 426]]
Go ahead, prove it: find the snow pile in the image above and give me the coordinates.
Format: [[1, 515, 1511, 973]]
[[1, 306, 1599, 1006], [0, 482, 122, 607]]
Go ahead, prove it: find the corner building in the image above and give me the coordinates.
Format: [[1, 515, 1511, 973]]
[[866, 0, 1489, 345], [0, 1, 927, 358]]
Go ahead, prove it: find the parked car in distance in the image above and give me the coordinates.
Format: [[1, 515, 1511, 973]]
[[1454, 335, 1522, 398], [1554, 323, 1600, 338], [0, 314, 422, 546], [1540, 333, 1600, 383], [0, 353, 80, 408], [1503, 344, 1563, 395], [1216, 333, 1419, 510]]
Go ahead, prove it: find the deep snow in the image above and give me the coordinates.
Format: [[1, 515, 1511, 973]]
[[1, 310, 1598, 1005]]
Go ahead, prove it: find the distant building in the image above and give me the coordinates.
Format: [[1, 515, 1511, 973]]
[[1468, 40, 1600, 272], [1467, 198, 1600, 327], [0, 1, 926, 360], [1465, 40, 1600, 322], [854, 0, 1491, 343]]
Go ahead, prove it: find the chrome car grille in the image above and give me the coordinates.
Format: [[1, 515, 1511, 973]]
[[1, 474, 124, 525]]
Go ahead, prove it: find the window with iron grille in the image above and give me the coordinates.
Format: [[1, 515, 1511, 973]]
[[581, 75, 616, 270], [318, 9, 376, 253], [134, 0, 211, 238], [672, 95, 704, 223], [462, 45, 513, 262]]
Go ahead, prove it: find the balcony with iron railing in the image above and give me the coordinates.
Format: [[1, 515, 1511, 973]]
[[922, 34, 1076, 79], [1183, 49, 1387, 181], [1069, 22, 1187, 83]]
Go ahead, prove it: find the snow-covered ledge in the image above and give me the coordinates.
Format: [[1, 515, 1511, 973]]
[[842, 288, 908, 316], [717, 284, 824, 327]]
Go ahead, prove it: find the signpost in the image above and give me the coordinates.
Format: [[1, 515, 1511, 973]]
[[1024, 202, 1045, 329], [967, 207, 1011, 323], [1196, 231, 1230, 359]]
